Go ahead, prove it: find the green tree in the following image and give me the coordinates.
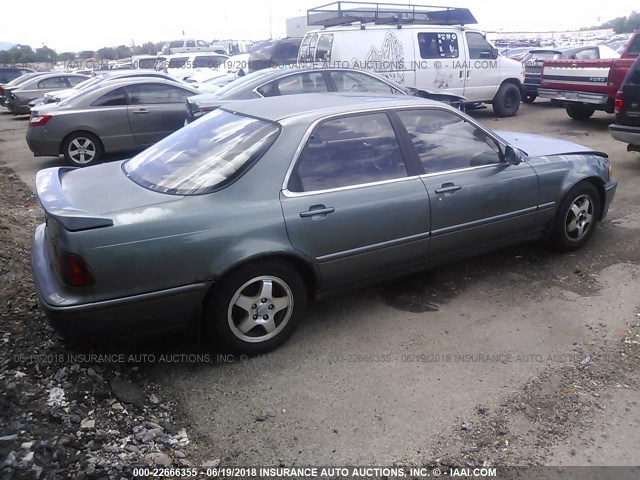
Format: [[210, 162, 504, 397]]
[[35, 46, 57, 62], [78, 50, 95, 59], [97, 47, 116, 60], [115, 45, 131, 59], [58, 52, 76, 61]]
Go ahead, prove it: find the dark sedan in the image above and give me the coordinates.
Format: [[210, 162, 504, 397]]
[[31, 94, 615, 353], [27, 77, 200, 166], [185, 66, 465, 122]]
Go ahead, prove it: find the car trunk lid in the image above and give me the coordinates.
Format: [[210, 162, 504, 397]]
[[36, 161, 184, 231]]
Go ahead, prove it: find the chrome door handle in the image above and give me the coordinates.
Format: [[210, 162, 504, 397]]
[[132, 109, 149, 114], [300, 205, 335, 218], [434, 184, 462, 194]]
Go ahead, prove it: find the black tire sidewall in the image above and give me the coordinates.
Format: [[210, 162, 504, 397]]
[[522, 94, 537, 104], [551, 182, 600, 251], [63, 132, 103, 167], [204, 261, 308, 354], [566, 105, 595, 120], [493, 83, 521, 117]]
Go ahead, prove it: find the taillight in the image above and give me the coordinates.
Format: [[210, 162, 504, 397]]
[[29, 114, 52, 127], [0, 86, 4, 94], [614, 90, 624, 115], [58, 252, 95, 287]]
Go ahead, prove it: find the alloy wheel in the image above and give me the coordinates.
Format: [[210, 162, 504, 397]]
[[227, 275, 294, 343], [565, 194, 594, 241]]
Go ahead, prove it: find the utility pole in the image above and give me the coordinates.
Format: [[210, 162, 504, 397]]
[[269, 5, 273, 39]]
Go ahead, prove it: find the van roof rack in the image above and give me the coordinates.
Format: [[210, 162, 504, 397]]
[[307, 1, 477, 28]]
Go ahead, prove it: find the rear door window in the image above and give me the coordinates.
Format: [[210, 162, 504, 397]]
[[290, 113, 407, 192], [92, 87, 127, 106], [170, 40, 184, 48], [574, 48, 598, 60], [37, 77, 68, 89], [330, 71, 398, 94], [127, 83, 193, 104], [186, 40, 196, 48], [258, 72, 329, 96]]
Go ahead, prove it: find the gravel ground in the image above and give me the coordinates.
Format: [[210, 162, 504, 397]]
[[0, 164, 204, 479]]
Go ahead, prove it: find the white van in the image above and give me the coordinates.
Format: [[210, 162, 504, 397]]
[[161, 39, 219, 55], [298, 3, 525, 116]]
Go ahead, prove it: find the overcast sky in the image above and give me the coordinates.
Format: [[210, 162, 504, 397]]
[[1, 0, 637, 52]]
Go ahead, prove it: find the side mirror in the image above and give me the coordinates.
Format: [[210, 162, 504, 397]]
[[504, 145, 522, 165], [491, 47, 499, 59]]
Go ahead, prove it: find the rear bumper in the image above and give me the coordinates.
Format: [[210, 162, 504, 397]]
[[609, 123, 640, 146], [538, 88, 609, 106], [6, 98, 30, 114], [26, 126, 62, 157], [31, 224, 209, 339]]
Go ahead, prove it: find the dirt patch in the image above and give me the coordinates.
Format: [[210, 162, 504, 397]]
[[0, 163, 200, 479]]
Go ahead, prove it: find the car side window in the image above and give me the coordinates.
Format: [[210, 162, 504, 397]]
[[127, 84, 193, 104], [92, 87, 127, 107], [330, 71, 396, 94], [289, 113, 407, 193], [466, 32, 494, 60], [197, 40, 209, 47], [258, 73, 328, 97], [170, 41, 183, 48], [67, 76, 86, 87], [37, 77, 67, 89], [397, 109, 502, 174], [418, 32, 459, 59], [186, 40, 196, 48], [574, 48, 598, 60]]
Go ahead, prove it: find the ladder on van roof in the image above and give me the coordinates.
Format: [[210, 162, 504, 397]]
[[307, 1, 477, 28]]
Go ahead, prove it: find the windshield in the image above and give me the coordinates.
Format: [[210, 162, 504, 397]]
[[124, 110, 280, 195]]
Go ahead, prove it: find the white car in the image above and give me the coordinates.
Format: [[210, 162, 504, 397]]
[[162, 53, 229, 81], [185, 70, 235, 91], [161, 39, 219, 55]]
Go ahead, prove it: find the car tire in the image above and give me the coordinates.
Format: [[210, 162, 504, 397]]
[[492, 83, 521, 117], [522, 93, 537, 104], [550, 182, 600, 251], [62, 132, 103, 167], [566, 105, 595, 120], [204, 260, 308, 354]]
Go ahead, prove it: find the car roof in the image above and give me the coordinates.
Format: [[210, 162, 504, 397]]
[[223, 93, 435, 122], [89, 76, 198, 91]]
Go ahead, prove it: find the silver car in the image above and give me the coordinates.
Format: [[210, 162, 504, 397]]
[[31, 94, 616, 353], [26, 77, 200, 166], [5, 73, 89, 114]]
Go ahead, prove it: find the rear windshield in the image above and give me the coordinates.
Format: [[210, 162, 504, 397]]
[[124, 110, 279, 195], [523, 51, 561, 62]]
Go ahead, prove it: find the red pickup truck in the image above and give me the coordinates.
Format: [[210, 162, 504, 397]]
[[538, 30, 640, 120]]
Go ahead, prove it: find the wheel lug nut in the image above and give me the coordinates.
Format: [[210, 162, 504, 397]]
[[261, 298, 267, 303], [253, 315, 258, 320], [252, 304, 257, 309], [263, 315, 269, 320], [268, 304, 274, 310]]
